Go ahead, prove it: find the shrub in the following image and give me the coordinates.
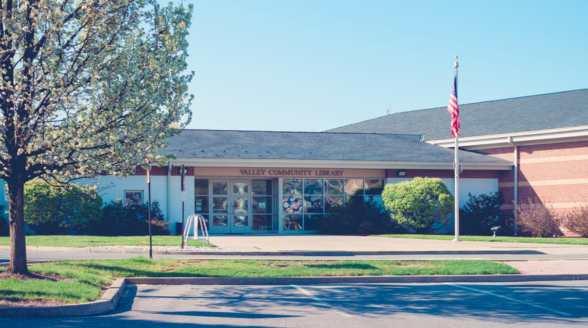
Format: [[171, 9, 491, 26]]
[[90, 200, 170, 236], [460, 191, 505, 235], [0, 205, 8, 236], [314, 196, 405, 235], [24, 181, 103, 235], [382, 177, 454, 234], [515, 198, 563, 237], [562, 204, 588, 237]]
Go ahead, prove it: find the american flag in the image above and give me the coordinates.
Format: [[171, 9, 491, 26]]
[[447, 76, 460, 138]]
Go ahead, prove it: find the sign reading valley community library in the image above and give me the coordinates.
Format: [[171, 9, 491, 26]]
[[239, 169, 344, 177], [191, 167, 385, 178]]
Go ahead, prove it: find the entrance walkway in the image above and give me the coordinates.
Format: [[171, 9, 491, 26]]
[[209, 235, 588, 255], [506, 260, 588, 274]]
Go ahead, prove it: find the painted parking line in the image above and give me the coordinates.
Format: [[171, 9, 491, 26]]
[[290, 285, 354, 318], [447, 283, 571, 316]]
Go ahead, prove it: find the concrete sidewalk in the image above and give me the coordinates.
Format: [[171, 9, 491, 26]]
[[506, 260, 588, 275], [209, 235, 588, 255]]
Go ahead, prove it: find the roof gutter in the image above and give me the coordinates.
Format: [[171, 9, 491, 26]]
[[168, 158, 513, 170], [507, 136, 518, 236]]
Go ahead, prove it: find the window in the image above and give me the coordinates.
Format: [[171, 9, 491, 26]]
[[124, 190, 143, 207], [252, 180, 275, 231], [282, 178, 385, 231], [194, 179, 210, 229]]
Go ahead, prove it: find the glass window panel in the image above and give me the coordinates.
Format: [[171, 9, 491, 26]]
[[213, 215, 228, 226], [304, 196, 323, 213], [305, 214, 321, 230], [345, 179, 364, 196], [213, 182, 228, 195], [194, 196, 208, 214], [253, 215, 272, 231], [283, 214, 303, 231], [253, 196, 272, 214], [233, 215, 248, 227], [194, 179, 209, 195], [282, 196, 303, 213], [253, 180, 272, 195], [283, 179, 302, 195], [233, 197, 248, 213], [365, 179, 384, 195], [233, 182, 248, 195], [212, 197, 228, 213], [324, 179, 344, 195], [346, 196, 364, 206], [325, 196, 343, 213], [304, 179, 323, 195]]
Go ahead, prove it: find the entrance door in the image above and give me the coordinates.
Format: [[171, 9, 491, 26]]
[[230, 180, 252, 233], [209, 179, 252, 233]]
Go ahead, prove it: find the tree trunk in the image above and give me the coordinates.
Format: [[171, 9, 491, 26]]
[[8, 180, 27, 274]]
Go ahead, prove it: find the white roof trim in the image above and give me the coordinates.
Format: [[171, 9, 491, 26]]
[[167, 158, 512, 170], [427, 125, 588, 149]]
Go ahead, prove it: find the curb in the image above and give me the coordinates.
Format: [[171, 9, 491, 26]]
[[0, 278, 126, 319], [0, 245, 547, 256], [3, 273, 588, 318], [125, 274, 588, 285]]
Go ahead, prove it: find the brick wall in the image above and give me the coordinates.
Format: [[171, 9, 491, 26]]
[[132, 166, 195, 176], [479, 140, 588, 211]]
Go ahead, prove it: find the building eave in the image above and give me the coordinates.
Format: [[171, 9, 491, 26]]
[[427, 125, 588, 149], [166, 158, 512, 171]]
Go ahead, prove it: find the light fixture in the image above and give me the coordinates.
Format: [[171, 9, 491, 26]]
[[397, 171, 406, 177]]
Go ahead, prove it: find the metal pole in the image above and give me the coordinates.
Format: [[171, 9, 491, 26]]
[[514, 144, 518, 235], [181, 164, 185, 249], [453, 57, 461, 242], [148, 170, 152, 259]]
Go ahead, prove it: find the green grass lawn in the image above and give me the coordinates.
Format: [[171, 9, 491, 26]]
[[0, 257, 518, 303], [0, 235, 216, 248], [372, 234, 588, 245]]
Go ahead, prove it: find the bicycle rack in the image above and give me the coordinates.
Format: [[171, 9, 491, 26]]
[[183, 214, 210, 247]]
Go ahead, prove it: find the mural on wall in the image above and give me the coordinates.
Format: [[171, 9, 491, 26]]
[[125, 190, 143, 206]]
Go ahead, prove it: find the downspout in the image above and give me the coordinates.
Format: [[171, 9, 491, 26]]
[[508, 137, 518, 235], [167, 160, 173, 231]]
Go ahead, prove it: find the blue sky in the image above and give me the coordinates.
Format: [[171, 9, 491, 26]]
[[182, 0, 588, 132]]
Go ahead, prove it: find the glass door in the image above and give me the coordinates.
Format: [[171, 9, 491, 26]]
[[230, 180, 251, 233], [210, 180, 230, 233]]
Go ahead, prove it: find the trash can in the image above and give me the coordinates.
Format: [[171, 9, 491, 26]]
[[176, 222, 183, 236]]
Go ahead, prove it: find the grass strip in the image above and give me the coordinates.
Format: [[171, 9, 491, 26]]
[[372, 234, 588, 245], [0, 257, 517, 304], [0, 235, 216, 248]]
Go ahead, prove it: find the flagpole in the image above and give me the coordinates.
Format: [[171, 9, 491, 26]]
[[453, 56, 461, 242]]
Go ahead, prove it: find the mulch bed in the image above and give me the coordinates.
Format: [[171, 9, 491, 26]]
[[0, 271, 67, 282]]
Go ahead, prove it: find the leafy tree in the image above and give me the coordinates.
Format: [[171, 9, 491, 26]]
[[24, 180, 102, 234], [382, 177, 454, 234], [0, 0, 193, 274], [459, 191, 505, 235]]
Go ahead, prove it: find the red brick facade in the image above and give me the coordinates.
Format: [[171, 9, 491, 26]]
[[479, 140, 588, 212], [132, 166, 195, 176]]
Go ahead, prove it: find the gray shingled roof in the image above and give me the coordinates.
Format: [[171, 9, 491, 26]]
[[163, 130, 509, 163], [328, 89, 588, 141]]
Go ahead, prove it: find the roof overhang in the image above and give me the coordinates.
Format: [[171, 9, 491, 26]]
[[165, 158, 512, 170], [427, 125, 588, 149]]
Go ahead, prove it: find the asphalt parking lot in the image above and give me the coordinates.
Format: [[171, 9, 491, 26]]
[[3, 281, 588, 327]]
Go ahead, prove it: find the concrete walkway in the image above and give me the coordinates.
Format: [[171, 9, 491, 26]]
[[506, 260, 588, 275], [209, 235, 588, 255]]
